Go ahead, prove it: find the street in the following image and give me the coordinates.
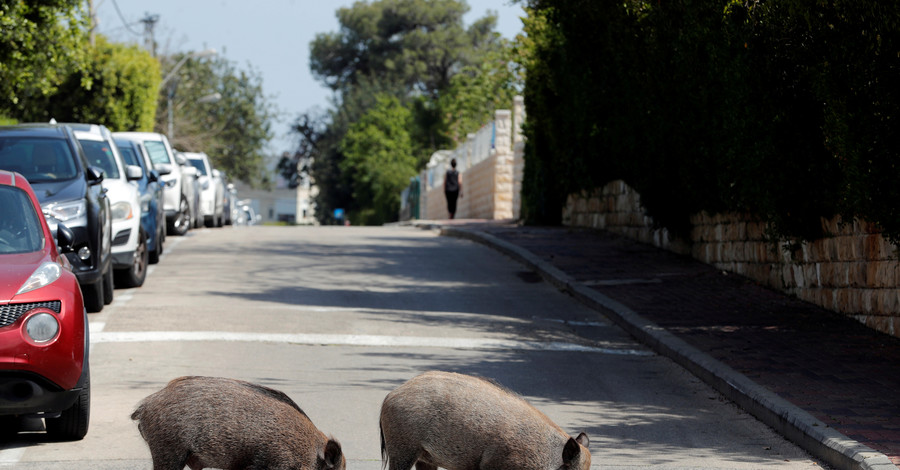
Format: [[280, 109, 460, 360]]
[[0, 225, 826, 469]]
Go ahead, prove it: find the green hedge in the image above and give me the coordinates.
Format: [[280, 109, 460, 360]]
[[520, 0, 900, 244]]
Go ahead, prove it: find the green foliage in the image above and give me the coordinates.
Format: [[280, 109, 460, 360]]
[[340, 94, 418, 225], [310, 0, 501, 97], [439, 40, 522, 144], [0, 0, 88, 119], [45, 36, 160, 131], [519, 0, 900, 244], [159, 55, 274, 186], [304, 0, 519, 224]]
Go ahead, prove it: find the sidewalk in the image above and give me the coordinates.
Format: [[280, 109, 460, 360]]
[[421, 220, 900, 470]]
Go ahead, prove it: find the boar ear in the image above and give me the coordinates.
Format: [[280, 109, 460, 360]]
[[563, 437, 581, 464], [320, 438, 343, 469], [575, 432, 589, 448]]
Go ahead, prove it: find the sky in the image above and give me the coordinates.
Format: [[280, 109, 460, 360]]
[[93, 0, 526, 154]]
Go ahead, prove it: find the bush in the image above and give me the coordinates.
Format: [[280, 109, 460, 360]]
[[520, 0, 900, 244]]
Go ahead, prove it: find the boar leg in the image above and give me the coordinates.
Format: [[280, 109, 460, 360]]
[[414, 462, 437, 470], [148, 448, 189, 470]]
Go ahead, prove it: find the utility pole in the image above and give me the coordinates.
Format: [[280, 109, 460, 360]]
[[140, 13, 160, 57]]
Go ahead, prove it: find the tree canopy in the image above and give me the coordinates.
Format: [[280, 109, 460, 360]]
[[159, 54, 275, 186], [0, 0, 89, 120], [45, 36, 160, 131]]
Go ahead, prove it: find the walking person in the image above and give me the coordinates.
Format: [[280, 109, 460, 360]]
[[444, 159, 462, 219]]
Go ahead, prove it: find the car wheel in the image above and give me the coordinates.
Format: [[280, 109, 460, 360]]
[[46, 374, 90, 441], [149, 225, 162, 264], [204, 215, 214, 228], [83, 279, 104, 313], [171, 197, 191, 236], [0, 416, 18, 439], [216, 211, 225, 227], [116, 230, 148, 288], [103, 266, 114, 305]]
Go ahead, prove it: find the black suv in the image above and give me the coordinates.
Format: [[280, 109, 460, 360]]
[[0, 124, 113, 312]]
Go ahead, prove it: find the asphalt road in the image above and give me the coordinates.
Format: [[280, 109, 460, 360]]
[[0, 225, 828, 469]]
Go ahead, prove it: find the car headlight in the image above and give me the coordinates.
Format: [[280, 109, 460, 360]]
[[162, 177, 178, 188], [25, 312, 60, 343], [43, 199, 87, 223], [17, 262, 62, 295], [111, 201, 134, 221]]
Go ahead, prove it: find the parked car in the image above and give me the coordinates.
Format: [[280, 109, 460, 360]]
[[183, 151, 225, 227], [112, 132, 192, 236], [0, 123, 113, 312], [178, 158, 202, 230], [114, 137, 165, 264], [69, 124, 147, 288], [0, 169, 90, 440], [235, 199, 260, 226]]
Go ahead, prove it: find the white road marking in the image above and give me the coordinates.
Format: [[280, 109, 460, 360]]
[[91, 331, 654, 356]]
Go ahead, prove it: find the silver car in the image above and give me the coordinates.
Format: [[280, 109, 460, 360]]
[[183, 152, 225, 227], [112, 132, 194, 236]]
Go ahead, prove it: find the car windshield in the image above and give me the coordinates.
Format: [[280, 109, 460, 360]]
[[144, 141, 171, 165], [0, 185, 44, 254], [0, 137, 79, 183], [79, 140, 120, 179], [187, 159, 208, 175]]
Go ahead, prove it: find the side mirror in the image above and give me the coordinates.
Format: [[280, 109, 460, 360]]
[[155, 163, 173, 176], [86, 166, 104, 185], [57, 224, 75, 254], [126, 165, 144, 181], [175, 153, 187, 166], [148, 170, 160, 183], [212, 169, 221, 178]]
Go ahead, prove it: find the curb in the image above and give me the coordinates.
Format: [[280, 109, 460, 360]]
[[435, 224, 898, 470]]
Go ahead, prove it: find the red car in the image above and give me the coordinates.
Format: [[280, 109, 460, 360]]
[[0, 169, 90, 440]]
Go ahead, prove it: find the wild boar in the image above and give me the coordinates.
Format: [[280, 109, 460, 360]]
[[131, 376, 345, 470], [379, 370, 591, 470]]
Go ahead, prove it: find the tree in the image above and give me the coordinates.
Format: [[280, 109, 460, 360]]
[[0, 0, 89, 120], [310, 0, 502, 98], [44, 36, 160, 131], [340, 94, 418, 225], [158, 54, 274, 186], [439, 40, 522, 144]]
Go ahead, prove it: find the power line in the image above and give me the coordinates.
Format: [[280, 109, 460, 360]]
[[110, 0, 142, 36]]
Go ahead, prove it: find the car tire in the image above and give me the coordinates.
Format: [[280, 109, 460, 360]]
[[204, 215, 214, 228], [216, 211, 224, 227], [171, 196, 191, 236], [83, 279, 104, 313], [0, 416, 18, 439], [149, 225, 162, 264], [46, 374, 90, 441], [103, 267, 114, 305], [116, 230, 148, 288]]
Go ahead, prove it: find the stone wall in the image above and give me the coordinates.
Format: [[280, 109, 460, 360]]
[[418, 104, 521, 221], [564, 180, 900, 339]]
